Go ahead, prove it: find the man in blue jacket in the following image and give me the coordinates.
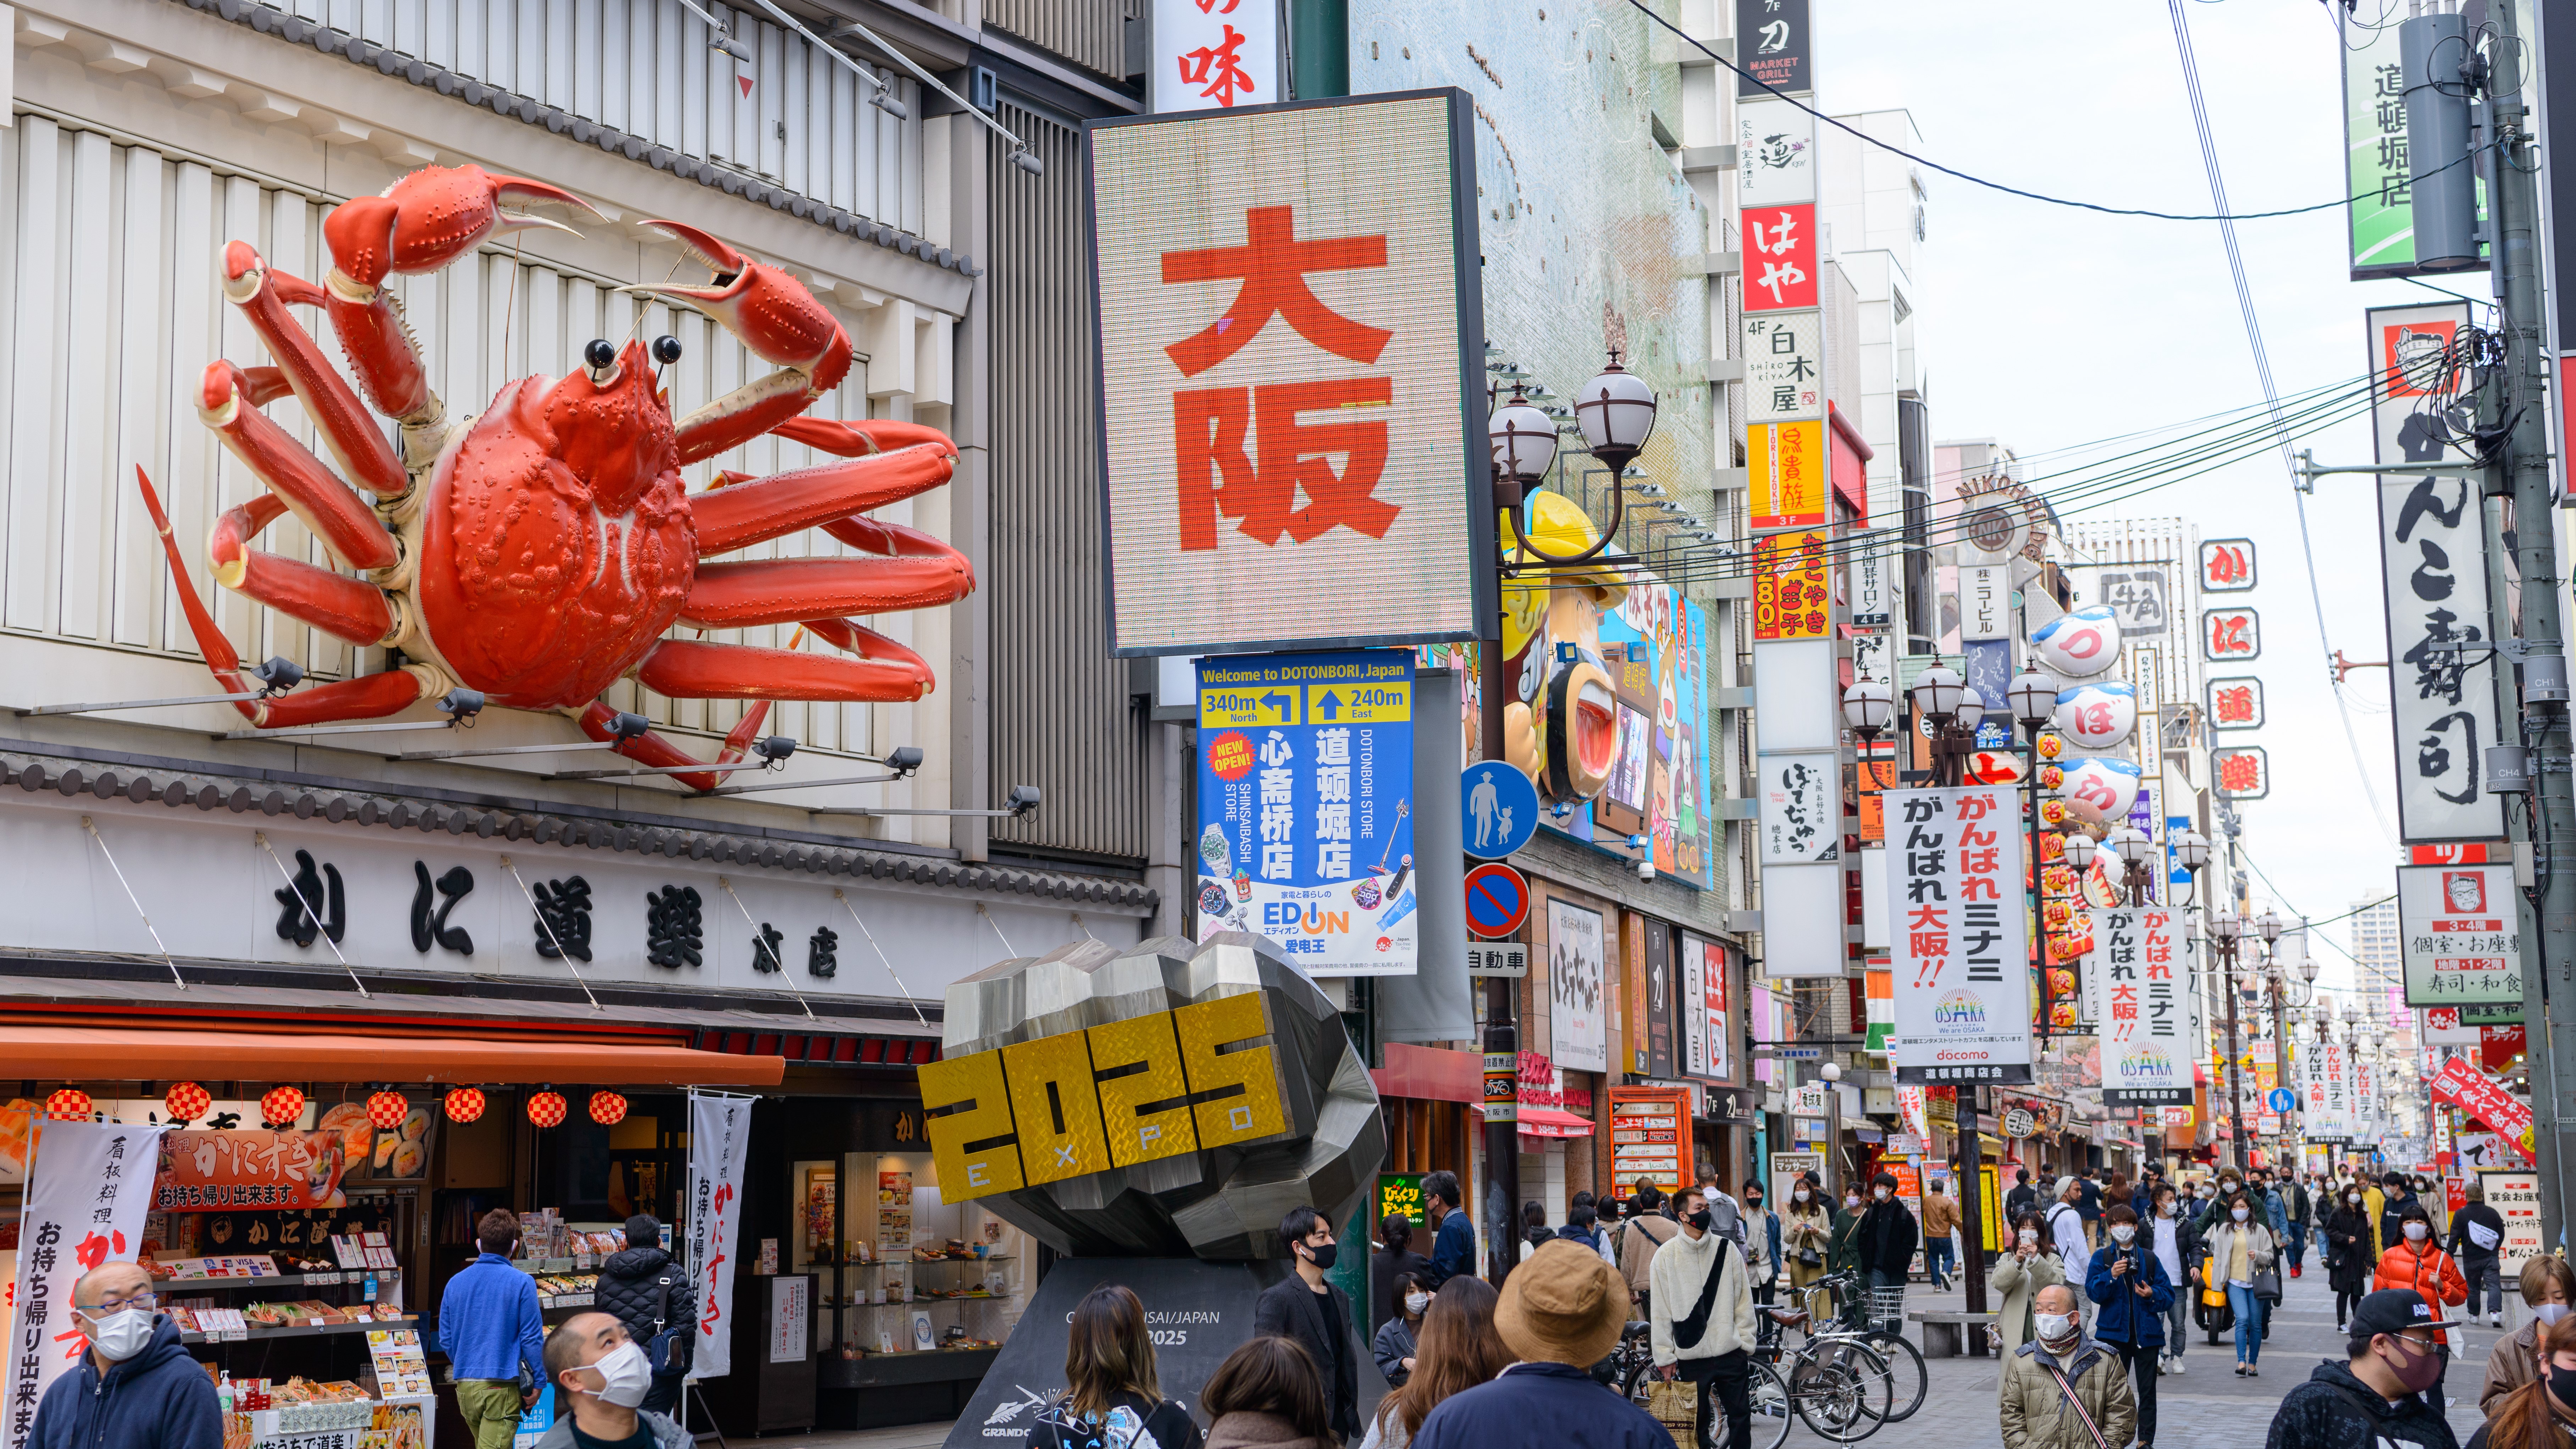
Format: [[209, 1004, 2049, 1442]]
[[1411, 1241, 1671, 1449], [1418, 1170, 1476, 1289], [29, 1262, 220, 1449], [2085, 1204, 2175, 1449], [440, 1209, 548, 1449]]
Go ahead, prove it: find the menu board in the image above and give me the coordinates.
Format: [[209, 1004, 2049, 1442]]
[[1606, 1085, 1690, 1195], [877, 1171, 914, 1256], [365, 1329, 435, 1398]]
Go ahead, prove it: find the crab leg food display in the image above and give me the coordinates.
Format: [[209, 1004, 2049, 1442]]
[[140, 164, 969, 788]]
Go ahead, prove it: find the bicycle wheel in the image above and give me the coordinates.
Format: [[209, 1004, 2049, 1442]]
[[1857, 1327, 1927, 1421], [1791, 1342, 1893, 1443], [1740, 1359, 1793, 1449]]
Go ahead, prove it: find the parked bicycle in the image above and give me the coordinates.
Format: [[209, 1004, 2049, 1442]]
[[1608, 1318, 1795, 1449], [1766, 1271, 1927, 1424]]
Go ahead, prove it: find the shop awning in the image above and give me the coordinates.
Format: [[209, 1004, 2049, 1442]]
[[1474, 1105, 1595, 1139], [0, 1025, 784, 1087]]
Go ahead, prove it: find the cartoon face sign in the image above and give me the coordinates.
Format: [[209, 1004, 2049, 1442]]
[[2443, 870, 2487, 914], [2058, 756, 2144, 827], [2030, 605, 2124, 679], [2051, 680, 2138, 752]]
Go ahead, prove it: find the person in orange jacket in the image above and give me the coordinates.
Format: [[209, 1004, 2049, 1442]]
[[2371, 1200, 2469, 1405]]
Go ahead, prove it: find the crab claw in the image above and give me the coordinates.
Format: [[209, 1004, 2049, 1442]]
[[626, 220, 856, 462], [324, 164, 602, 291]]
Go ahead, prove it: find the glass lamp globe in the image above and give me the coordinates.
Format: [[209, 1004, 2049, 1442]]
[[1909, 666, 1964, 721], [1843, 679, 1892, 735], [1490, 389, 1559, 485], [1574, 353, 1657, 474]]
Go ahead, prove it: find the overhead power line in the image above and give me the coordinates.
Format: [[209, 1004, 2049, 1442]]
[[1628, 0, 2495, 224]]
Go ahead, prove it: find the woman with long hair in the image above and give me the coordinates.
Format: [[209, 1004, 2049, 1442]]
[[1202, 1336, 1333, 1449], [1357, 1276, 1510, 1449], [2323, 1178, 2377, 1334], [1025, 1286, 1205, 1449], [2212, 1190, 2280, 1378], [2468, 1310, 2576, 1449]]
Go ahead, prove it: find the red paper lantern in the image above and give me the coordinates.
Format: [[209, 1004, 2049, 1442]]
[[588, 1091, 629, 1127], [527, 1091, 568, 1128], [443, 1087, 486, 1124], [259, 1085, 306, 1128], [365, 1091, 409, 1129], [44, 1088, 91, 1121], [163, 1081, 211, 1122]]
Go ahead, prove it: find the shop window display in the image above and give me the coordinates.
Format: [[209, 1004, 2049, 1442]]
[[781, 1149, 1027, 1370]]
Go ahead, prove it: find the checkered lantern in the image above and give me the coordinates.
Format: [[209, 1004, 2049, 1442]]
[[443, 1087, 487, 1124], [526, 1090, 568, 1128], [366, 1091, 409, 1129], [259, 1085, 306, 1128], [588, 1091, 628, 1127], [44, 1087, 91, 1121], [163, 1081, 211, 1122]]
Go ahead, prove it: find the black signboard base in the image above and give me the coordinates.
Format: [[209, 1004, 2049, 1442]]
[[947, 1258, 1387, 1449]]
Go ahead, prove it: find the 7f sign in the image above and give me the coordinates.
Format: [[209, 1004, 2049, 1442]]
[[1089, 91, 1486, 657]]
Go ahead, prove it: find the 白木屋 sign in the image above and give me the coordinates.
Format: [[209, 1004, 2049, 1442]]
[[1088, 90, 1487, 658], [1884, 784, 2034, 1084]]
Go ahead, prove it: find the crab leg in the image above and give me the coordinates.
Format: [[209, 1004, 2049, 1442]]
[[691, 443, 956, 555], [221, 243, 408, 497], [638, 638, 937, 704], [572, 700, 732, 792], [134, 468, 421, 728], [678, 547, 972, 630], [623, 221, 854, 465], [199, 362, 402, 572], [771, 416, 953, 456], [210, 494, 397, 647]]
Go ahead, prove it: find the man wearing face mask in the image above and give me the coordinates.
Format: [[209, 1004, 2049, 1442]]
[[1997, 1283, 2135, 1449], [1853, 1171, 1919, 1324], [1253, 1205, 1360, 1443], [2483, 1256, 2576, 1412], [2146, 1184, 2203, 1376], [2084, 1206, 2172, 1447], [2262, 1289, 2460, 1449], [26, 1262, 219, 1449], [1649, 1188, 1757, 1449], [534, 1313, 690, 1449]]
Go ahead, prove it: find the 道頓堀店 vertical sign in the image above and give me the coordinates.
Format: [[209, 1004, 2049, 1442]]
[[2369, 301, 2506, 842], [1885, 785, 2034, 1084], [1195, 651, 1417, 975], [1088, 91, 1486, 658]]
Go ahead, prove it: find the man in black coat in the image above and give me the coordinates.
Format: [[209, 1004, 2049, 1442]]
[[2005, 1167, 2038, 1226], [1254, 1205, 1361, 1443], [1853, 1171, 1918, 1316], [593, 1215, 693, 1414], [2263, 1290, 2459, 1449]]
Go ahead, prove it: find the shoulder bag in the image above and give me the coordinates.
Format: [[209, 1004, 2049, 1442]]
[[1671, 1240, 1731, 1350], [2036, 1355, 2113, 1449], [647, 1273, 695, 1378]]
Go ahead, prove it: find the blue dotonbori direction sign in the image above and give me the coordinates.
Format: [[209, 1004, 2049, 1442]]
[[1461, 762, 1540, 860], [2267, 1087, 2297, 1113]]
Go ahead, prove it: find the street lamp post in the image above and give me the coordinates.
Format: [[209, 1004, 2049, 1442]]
[[2008, 672, 2056, 1050], [2210, 912, 2251, 1172], [1477, 353, 1653, 1286]]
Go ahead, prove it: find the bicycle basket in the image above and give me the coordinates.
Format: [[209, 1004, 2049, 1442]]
[[1867, 1286, 1906, 1333]]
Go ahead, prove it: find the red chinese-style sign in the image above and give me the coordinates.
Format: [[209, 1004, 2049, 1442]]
[[1163, 206, 1397, 550], [2430, 1056, 2533, 1160], [1742, 204, 1816, 312], [2204, 607, 2260, 660], [2213, 746, 2268, 797], [2199, 537, 2257, 592], [152, 1129, 351, 1211], [1176, 23, 1257, 107], [2208, 678, 2262, 727], [1751, 530, 1831, 641]]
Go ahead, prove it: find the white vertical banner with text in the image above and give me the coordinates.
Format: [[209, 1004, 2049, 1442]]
[[687, 1095, 753, 1381], [5, 1119, 165, 1449], [1885, 784, 2035, 1084]]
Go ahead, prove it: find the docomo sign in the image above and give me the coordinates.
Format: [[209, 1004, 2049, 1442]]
[[1089, 90, 1488, 658], [920, 991, 1293, 1199]]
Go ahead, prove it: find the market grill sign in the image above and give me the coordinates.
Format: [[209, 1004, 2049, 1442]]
[[1087, 89, 1488, 658]]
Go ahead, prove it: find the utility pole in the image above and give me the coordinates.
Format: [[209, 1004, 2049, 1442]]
[[2483, 0, 2576, 1251]]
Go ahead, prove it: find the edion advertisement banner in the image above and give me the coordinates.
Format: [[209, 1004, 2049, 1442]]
[[1884, 785, 2034, 1084], [1087, 90, 1488, 658]]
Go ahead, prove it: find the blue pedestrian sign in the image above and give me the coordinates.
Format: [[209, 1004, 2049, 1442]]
[[1461, 762, 1539, 860], [2267, 1087, 2296, 1113]]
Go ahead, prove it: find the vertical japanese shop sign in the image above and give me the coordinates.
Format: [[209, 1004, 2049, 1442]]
[[2369, 301, 2506, 840], [1736, 97, 1815, 208], [1089, 90, 1485, 657], [1734, 0, 1812, 95], [1196, 651, 1417, 974], [1646, 925, 1676, 1079], [1549, 901, 1609, 1073], [689, 1095, 751, 1380], [1885, 785, 2034, 1084], [5, 1120, 164, 1449], [2481, 1169, 2544, 1276], [1747, 422, 1826, 530], [1743, 315, 1823, 424], [1681, 934, 1709, 1075], [1150, 0, 1281, 114], [1751, 530, 1831, 640], [1757, 752, 1839, 864], [1696, 935, 1730, 1080], [2395, 861, 2522, 1004], [1742, 205, 1818, 313]]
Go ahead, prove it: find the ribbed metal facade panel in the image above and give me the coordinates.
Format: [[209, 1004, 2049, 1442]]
[[0, 114, 906, 758], [985, 105, 1145, 861], [234, 0, 925, 234], [983, 0, 1128, 81]]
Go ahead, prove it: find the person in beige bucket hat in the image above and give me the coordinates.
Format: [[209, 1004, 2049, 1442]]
[[1409, 1241, 1671, 1449]]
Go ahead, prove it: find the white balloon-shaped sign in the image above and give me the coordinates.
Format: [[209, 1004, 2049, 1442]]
[[2058, 756, 2145, 827], [2051, 680, 2138, 752], [2030, 606, 2124, 679]]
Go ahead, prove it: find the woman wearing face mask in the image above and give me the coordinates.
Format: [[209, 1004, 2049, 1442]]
[[1783, 1177, 1833, 1300], [2487, 1257, 2576, 1414], [2211, 1191, 2278, 1377], [1374, 1273, 1428, 1388], [2082, 1205, 2172, 1447], [2325, 1182, 2377, 1335], [2467, 1311, 2576, 1449], [2372, 1202, 2470, 1398], [1357, 1278, 1508, 1449], [1990, 1209, 2067, 1401], [1826, 1184, 1867, 1320]]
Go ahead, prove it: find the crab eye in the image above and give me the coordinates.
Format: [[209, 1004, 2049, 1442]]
[[652, 335, 683, 365], [584, 339, 615, 370]]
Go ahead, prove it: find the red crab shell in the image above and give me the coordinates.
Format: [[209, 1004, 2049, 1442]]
[[413, 339, 697, 708]]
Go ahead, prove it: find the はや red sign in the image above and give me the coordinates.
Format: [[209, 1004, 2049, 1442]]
[[1742, 204, 1817, 312]]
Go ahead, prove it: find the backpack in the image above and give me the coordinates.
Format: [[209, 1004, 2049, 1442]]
[[646, 1273, 695, 1379]]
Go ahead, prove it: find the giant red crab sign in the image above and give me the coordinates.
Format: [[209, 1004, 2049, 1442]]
[[134, 165, 970, 790]]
